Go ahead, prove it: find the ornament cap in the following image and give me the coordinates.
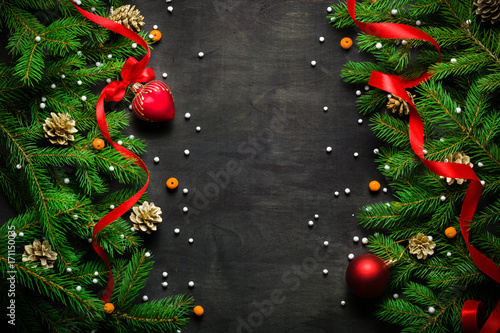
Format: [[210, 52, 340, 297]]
[[130, 82, 143, 94]]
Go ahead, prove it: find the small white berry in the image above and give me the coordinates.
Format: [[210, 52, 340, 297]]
[[447, 252, 452, 257], [416, 20, 422, 26], [198, 51, 204, 58], [440, 195, 446, 201], [196, 126, 201, 132], [66, 267, 72, 273], [63, 178, 70, 184], [391, 9, 398, 15], [340, 300, 346, 306], [481, 180, 486, 186], [188, 281, 195, 288], [117, 140, 123, 145], [77, 51, 82, 55], [162, 272, 168, 278], [77, 80, 82, 86], [35, 36, 41, 42], [348, 253, 355, 260], [356, 90, 362, 96], [41, 96, 46, 102], [61, 74, 65, 79], [168, 6, 174, 12], [16, 164, 22, 169], [94, 271, 99, 276], [358, 118, 363, 124], [330, 16, 336, 21], [319, 36, 325, 43], [375, 42, 382, 49], [183, 188, 189, 194], [174, 228, 180, 234], [323, 106, 328, 112], [323, 269, 328, 275], [108, 54, 112, 59], [353, 152, 359, 157], [95, 62, 101, 67], [373, 148, 379, 154], [76, 286, 82, 291], [106, 78, 112, 83], [120, 234, 124, 239], [184, 149, 190, 156], [154, 157, 160, 163], [361, 237, 368, 245], [185, 112, 191, 119], [314, 214, 319, 219], [188, 238, 194, 244], [423, 149, 428, 154], [326, 146, 332, 153], [142, 295, 149, 302], [450, 58, 457, 63], [323, 241, 329, 247], [132, 43, 137, 48], [401, 40, 408, 45], [153, 25, 159, 30], [92, 278, 98, 284], [18, 232, 24, 237], [91, 7, 96, 12], [51, 84, 56, 89], [327, 7, 333, 13], [384, 165, 390, 170], [308, 220, 314, 227], [149, 34, 154, 39], [334, 191, 339, 197], [353, 236, 359, 242], [109, 166, 115, 171], [311, 60, 317, 67], [364, 85, 370, 91], [128, 104, 133, 110], [81, 95, 87, 101], [183, 207, 189, 213], [456, 107, 461, 113], [129, 135, 135, 139], [466, 19, 472, 25], [428, 307, 436, 314], [161, 281, 168, 288], [162, 72, 168, 78], [88, 238, 92, 243], [73, 215, 79, 220], [383, 187, 388, 193], [478, 162, 484, 167], [393, 293, 399, 299], [428, 236, 433, 242], [145, 252, 151, 257], [130, 227, 135, 232], [344, 188, 351, 194]]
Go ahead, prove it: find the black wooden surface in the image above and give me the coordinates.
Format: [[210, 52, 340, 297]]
[[0, 1, 403, 332]]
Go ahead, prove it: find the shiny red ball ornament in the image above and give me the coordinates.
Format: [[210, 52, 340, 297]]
[[131, 80, 175, 122], [345, 254, 390, 298]]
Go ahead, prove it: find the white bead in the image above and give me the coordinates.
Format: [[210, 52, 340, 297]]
[[132, 43, 137, 48], [308, 220, 314, 227], [353, 152, 359, 157], [323, 241, 329, 247], [95, 62, 101, 67], [450, 58, 457, 63], [81, 95, 87, 101], [323, 269, 328, 275], [401, 40, 408, 45], [311, 60, 317, 67], [364, 85, 370, 91], [145, 252, 151, 257], [466, 19, 472, 25], [348, 253, 354, 260], [383, 187, 388, 193], [94, 271, 99, 276], [35, 36, 41, 42], [185, 112, 191, 119], [106, 78, 112, 83], [154, 157, 160, 163], [91, 6, 96, 11], [188, 281, 194, 288], [117, 140, 123, 145], [129, 104, 133, 110], [162, 72, 168, 78], [162, 272, 168, 278], [130, 227, 135, 232], [183, 206, 189, 213], [361, 237, 368, 244], [478, 162, 484, 167], [88, 238, 92, 243], [120, 234, 124, 239], [107, 54, 112, 59], [188, 238, 194, 244], [41, 97, 46, 102], [63, 178, 70, 184], [340, 300, 346, 306], [198, 51, 204, 58], [427, 236, 433, 241], [61, 74, 65, 79], [77, 80, 82, 85], [109, 166, 114, 171], [77, 51, 82, 55], [356, 90, 362, 96], [440, 195, 446, 201], [481, 180, 486, 185], [75, 0, 81, 5], [344, 188, 350, 194], [319, 36, 325, 43], [153, 25, 159, 30], [456, 107, 461, 113], [73, 215, 78, 220], [149, 34, 154, 39], [92, 278, 98, 284], [314, 214, 319, 219], [326, 146, 332, 153], [327, 7, 332, 12], [391, 9, 398, 15], [428, 307, 435, 314], [416, 20, 422, 26], [161, 281, 168, 287], [76, 286, 82, 291], [373, 148, 379, 154], [129, 135, 135, 139], [16, 164, 22, 169], [393, 293, 399, 299], [183, 188, 189, 194], [384, 165, 390, 170], [358, 118, 363, 124], [447, 252, 452, 257], [168, 6, 174, 12], [331, 17, 336, 21], [387, 94, 392, 98], [323, 106, 328, 111], [334, 191, 339, 197], [353, 236, 359, 242], [51, 84, 56, 89], [18, 232, 24, 237], [423, 149, 428, 154], [184, 149, 190, 156], [66, 267, 72, 273], [142, 295, 149, 301], [174, 228, 180, 234], [375, 42, 382, 49], [196, 126, 201, 132]]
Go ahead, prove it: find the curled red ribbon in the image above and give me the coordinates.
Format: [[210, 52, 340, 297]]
[[346, 1, 500, 331], [70, 2, 155, 302]]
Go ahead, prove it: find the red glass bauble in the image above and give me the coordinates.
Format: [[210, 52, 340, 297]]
[[345, 254, 390, 298], [131, 80, 175, 122]]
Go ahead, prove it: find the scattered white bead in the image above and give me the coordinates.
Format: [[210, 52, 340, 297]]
[[35, 36, 41, 42], [183, 207, 189, 213], [154, 157, 160, 163], [323, 269, 328, 275], [352, 214, 355, 217], [61, 74, 65, 79], [63, 178, 70, 184], [120, 234, 124, 239], [478, 162, 484, 167], [188, 281, 195, 288], [325, 146, 333, 153], [353, 152, 359, 157], [393, 293, 399, 299], [311, 60, 317, 67], [481, 180, 486, 186], [356, 90, 362, 96], [117, 140, 123, 145], [161, 281, 168, 288], [440, 138, 445, 142], [185, 112, 191, 119], [428, 307, 436, 314], [440, 195, 446, 201], [184, 149, 190, 156], [323, 106, 329, 112], [308, 220, 314, 227], [132, 43, 137, 48], [447, 252, 452, 257], [323, 241, 329, 247], [95, 62, 101, 67], [427, 236, 433, 242], [51, 84, 56, 89], [153, 25, 159, 30], [401, 40, 408, 45], [73, 215, 79, 220], [423, 149, 428, 154], [75, 0, 81, 5], [174, 228, 180, 234], [162, 72, 168, 78], [149, 34, 154, 39], [109, 166, 115, 171], [330, 17, 336, 21], [387, 94, 392, 98], [340, 300, 346, 306], [66, 267, 72, 273], [314, 214, 319, 219], [183, 188, 189, 194], [107, 54, 112, 59], [466, 19, 472, 25], [129, 104, 133, 110], [375, 42, 382, 49], [327, 7, 332, 13], [16, 164, 22, 169], [188, 238, 194, 244], [106, 78, 112, 83], [94, 271, 99, 276], [162, 272, 168, 278], [373, 148, 379, 154], [77, 51, 82, 55], [76, 286, 82, 292], [416, 20, 422, 26], [348, 253, 355, 260], [344, 188, 351, 194], [450, 58, 457, 63], [383, 187, 388, 193], [319, 36, 325, 43], [91, 7, 96, 12], [334, 191, 339, 197], [391, 9, 398, 15], [361, 237, 368, 245], [353, 236, 359, 243], [168, 6, 174, 12], [18, 232, 24, 237], [81, 95, 87, 101], [88, 238, 92, 243], [77, 80, 82, 86], [456, 107, 461, 113], [196, 126, 201, 132], [384, 165, 390, 170], [92, 278, 98, 284], [145, 251, 151, 257], [142, 295, 149, 302], [129, 135, 135, 139], [130, 227, 135, 232], [41, 96, 46, 102], [198, 51, 204, 58], [364, 85, 370, 91]]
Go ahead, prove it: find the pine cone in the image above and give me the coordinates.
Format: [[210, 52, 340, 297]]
[[43, 112, 78, 145], [108, 5, 145, 32], [440, 151, 473, 185], [474, 0, 500, 24], [22, 239, 58, 269], [387, 91, 415, 116], [408, 233, 436, 260], [130, 201, 162, 234]]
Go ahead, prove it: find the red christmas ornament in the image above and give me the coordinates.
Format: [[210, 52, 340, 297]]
[[131, 80, 175, 122], [345, 254, 390, 298]]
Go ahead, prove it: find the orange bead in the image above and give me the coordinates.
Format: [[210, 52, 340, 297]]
[[166, 177, 179, 189], [369, 180, 381, 192], [445, 226, 457, 239], [92, 138, 105, 150], [193, 305, 204, 316], [104, 303, 115, 314], [340, 37, 353, 49], [150, 30, 162, 42]]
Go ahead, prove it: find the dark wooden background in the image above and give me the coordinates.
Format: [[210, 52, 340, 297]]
[[0, 0, 403, 332]]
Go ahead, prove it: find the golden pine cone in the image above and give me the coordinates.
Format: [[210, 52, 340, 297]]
[[474, 0, 500, 24], [130, 201, 162, 234], [387, 91, 415, 116], [22, 239, 58, 269], [440, 151, 474, 185], [43, 112, 78, 145], [108, 5, 145, 32], [408, 233, 436, 260]]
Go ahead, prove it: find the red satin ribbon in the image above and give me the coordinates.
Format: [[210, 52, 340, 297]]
[[346, 1, 500, 331], [70, 2, 155, 302]]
